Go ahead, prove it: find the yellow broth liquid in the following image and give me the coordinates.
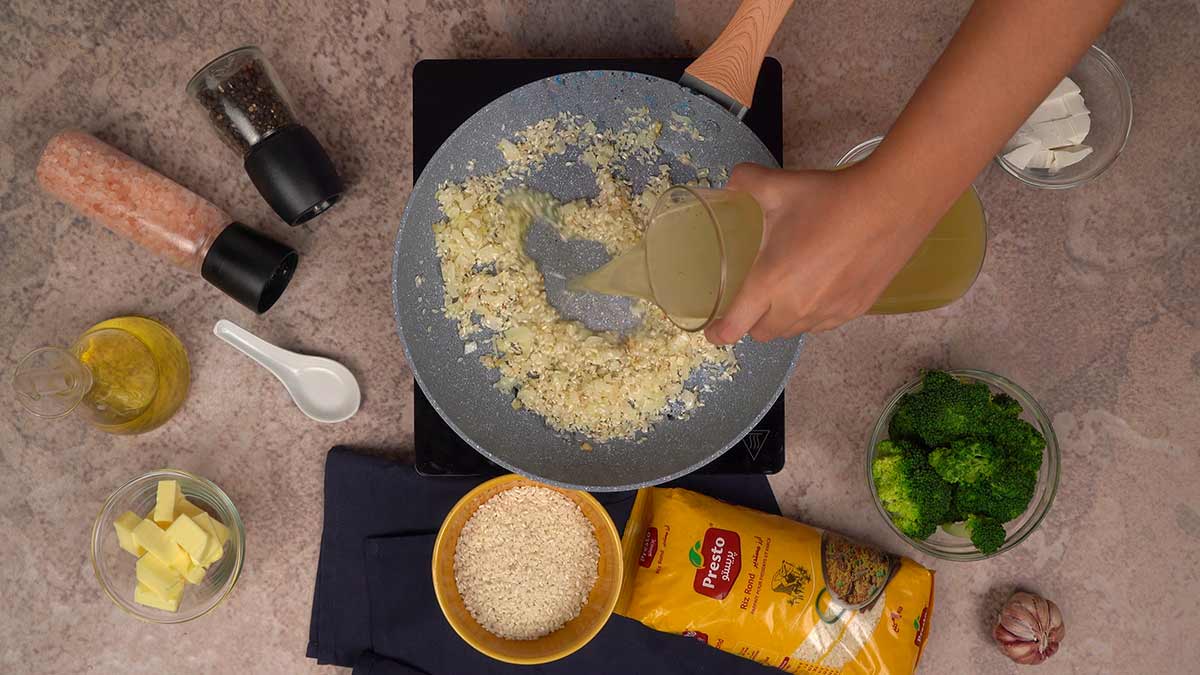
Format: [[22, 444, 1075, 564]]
[[72, 316, 190, 434], [569, 190, 763, 330], [868, 188, 987, 314]]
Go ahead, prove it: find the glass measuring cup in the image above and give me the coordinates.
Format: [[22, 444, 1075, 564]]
[[646, 186, 764, 330], [569, 186, 763, 332]]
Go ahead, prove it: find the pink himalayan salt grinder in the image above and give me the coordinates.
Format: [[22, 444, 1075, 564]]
[[37, 130, 298, 313]]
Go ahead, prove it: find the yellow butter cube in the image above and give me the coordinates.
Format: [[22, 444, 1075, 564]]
[[201, 535, 224, 567], [193, 513, 229, 566], [154, 480, 180, 524], [165, 514, 211, 562], [209, 518, 229, 546], [175, 495, 205, 519], [186, 531, 223, 569], [183, 563, 205, 585], [135, 582, 180, 612], [194, 512, 230, 546], [132, 518, 191, 574], [136, 552, 183, 598], [113, 511, 145, 557]]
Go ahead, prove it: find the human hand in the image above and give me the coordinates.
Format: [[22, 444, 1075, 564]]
[[704, 162, 935, 344]]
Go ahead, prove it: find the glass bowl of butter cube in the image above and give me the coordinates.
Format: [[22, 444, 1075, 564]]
[[996, 44, 1132, 189], [91, 469, 245, 623]]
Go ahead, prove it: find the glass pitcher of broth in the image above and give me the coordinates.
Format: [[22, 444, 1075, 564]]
[[836, 136, 988, 314], [12, 316, 190, 434]]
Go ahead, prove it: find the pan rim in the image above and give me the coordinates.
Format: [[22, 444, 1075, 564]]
[[393, 69, 801, 491]]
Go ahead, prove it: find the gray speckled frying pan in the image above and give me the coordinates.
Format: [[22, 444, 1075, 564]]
[[393, 0, 801, 490]]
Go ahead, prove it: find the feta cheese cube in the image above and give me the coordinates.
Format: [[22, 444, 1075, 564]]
[[1047, 76, 1081, 100], [1004, 127, 1040, 153], [1003, 141, 1045, 170], [1062, 92, 1088, 116], [1027, 96, 1070, 124], [1025, 149, 1057, 170], [1065, 113, 1091, 145], [1051, 144, 1094, 169], [1032, 118, 1076, 149]]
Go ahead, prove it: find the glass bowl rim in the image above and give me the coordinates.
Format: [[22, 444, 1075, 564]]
[[865, 369, 1060, 561], [90, 468, 245, 623], [993, 44, 1133, 190]]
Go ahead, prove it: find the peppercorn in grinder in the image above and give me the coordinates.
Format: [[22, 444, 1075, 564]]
[[188, 46, 344, 225]]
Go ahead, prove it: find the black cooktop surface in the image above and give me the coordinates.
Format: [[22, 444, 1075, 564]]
[[410, 58, 786, 477]]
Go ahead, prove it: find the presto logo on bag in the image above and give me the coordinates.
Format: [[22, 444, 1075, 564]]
[[689, 528, 741, 600]]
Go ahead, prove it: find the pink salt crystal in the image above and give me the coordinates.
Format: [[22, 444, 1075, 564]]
[[36, 130, 231, 271]]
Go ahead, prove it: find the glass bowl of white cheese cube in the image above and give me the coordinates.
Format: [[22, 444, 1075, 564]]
[[996, 45, 1132, 189], [91, 469, 245, 623]]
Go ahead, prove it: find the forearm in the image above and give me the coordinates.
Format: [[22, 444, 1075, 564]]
[[865, 0, 1123, 229]]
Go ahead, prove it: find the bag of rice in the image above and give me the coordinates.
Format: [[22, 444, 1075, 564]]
[[615, 488, 934, 674]]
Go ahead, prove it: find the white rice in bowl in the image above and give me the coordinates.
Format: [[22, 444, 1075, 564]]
[[453, 486, 600, 640]]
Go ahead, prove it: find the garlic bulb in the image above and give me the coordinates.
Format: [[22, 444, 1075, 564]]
[[994, 592, 1065, 665]]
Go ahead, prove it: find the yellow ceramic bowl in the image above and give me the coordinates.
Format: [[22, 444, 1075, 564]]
[[431, 474, 623, 665]]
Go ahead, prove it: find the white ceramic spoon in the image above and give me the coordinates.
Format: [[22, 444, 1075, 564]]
[[213, 319, 361, 423]]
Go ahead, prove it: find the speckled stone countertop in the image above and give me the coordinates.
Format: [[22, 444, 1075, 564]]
[[2, 1, 1198, 673]]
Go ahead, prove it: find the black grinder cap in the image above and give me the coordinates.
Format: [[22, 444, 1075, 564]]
[[245, 124, 344, 225], [201, 222, 298, 313]]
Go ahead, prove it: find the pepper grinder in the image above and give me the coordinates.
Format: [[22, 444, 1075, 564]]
[[187, 46, 344, 225]]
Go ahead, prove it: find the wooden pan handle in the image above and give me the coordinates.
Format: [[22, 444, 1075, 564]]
[[684, 0, 794, 109]]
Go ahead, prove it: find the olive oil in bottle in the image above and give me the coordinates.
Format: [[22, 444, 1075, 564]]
[[13, 316, 190, 434]]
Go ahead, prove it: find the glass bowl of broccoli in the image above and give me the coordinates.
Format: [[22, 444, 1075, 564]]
[[867, 369, 1060, 561]]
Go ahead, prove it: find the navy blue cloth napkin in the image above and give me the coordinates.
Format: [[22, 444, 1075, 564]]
[[307, 446, 781, 674]]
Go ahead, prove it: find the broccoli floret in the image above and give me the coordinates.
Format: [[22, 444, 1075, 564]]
[[929, 438, 1003, 484], [876, 438, 921, 457], [965, 514, 1006, 555], [989, 462, 1039, 500], [888, 371, 994, 447], [942, 499, 967, 526], [988, 415, 1046, 469], [886, 405, 921, 444], [953, 466, 1037, 522], [872, 440, 952, 540], [989, 392, 1023, 418]]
